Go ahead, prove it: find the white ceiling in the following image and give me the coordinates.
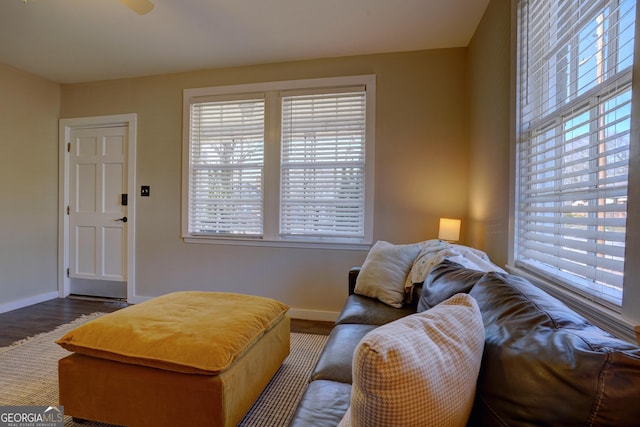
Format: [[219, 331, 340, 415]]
[[0, 0, 490, 84]]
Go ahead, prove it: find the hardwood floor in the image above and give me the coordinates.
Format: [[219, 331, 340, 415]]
[[0, 297, 333, 347], [0, 297, 127, 347], [290, 318, 335, 335]]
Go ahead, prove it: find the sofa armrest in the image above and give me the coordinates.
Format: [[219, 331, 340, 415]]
[[348, 267, 361, 295]]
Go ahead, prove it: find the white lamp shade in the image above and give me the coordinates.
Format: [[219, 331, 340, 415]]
[[438, 218, 461, 242]]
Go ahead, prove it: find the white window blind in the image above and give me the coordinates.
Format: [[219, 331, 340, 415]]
[[183, 75, 375, 246], [516, 0, 636, 307], [280, 90, 367, 239], [189, 96, 265, 236]]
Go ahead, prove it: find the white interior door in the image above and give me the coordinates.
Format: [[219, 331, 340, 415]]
[[69, 126, 128, 282]]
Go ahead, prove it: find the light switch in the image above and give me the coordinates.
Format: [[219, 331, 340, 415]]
[[141, 186, 150, 197]]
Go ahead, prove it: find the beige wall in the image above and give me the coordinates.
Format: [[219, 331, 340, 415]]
[[466, 0, 512, 266], [60, 49, 469, 317], [0, 11, 507, 318], [0, 63, 60, 310]]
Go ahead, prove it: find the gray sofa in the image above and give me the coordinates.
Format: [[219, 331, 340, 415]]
[[288, 261, 640, 426]]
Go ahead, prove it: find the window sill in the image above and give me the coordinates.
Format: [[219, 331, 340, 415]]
[[506, 265, 637, 344], [183, 235, 371, 251]]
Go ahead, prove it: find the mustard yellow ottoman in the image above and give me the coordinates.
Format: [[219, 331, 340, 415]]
[[56, 291, 290, 427]]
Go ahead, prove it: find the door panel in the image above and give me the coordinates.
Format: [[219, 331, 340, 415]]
[[69, 126, 128, 283], [103, 226, 124, 277], [76, 226, 97, 275], [104, 163, 124, 212], [77, 163, 96, 212]]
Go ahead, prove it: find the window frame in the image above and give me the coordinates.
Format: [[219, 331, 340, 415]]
[[181, 75, 375, 249], [510, 0, 640, 342]]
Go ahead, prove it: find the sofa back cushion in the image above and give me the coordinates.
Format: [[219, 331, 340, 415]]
[[469, 272, 640, 426], [417, 260, 486, 311]]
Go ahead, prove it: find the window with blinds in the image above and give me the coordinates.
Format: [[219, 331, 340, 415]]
[[188, 96, 265, 236], [183, 75, 375, 246], [280, 90, 366, 239], [515, 0, 636, 307]]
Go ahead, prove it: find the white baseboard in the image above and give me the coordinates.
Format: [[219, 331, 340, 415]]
[[0, 291, 59, 314], [287, 308, 339, 322], [127, 295, 151, 305]]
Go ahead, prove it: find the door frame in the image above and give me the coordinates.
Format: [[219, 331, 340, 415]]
[[58, 114, 137, 301]]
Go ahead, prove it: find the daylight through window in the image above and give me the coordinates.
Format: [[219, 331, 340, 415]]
[[515, 0, 636, 307]]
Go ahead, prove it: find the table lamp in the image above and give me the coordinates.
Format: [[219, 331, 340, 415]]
[[438, 218, 461, 242]]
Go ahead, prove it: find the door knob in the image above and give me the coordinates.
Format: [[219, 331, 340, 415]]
[[115, 216, 128, 223]]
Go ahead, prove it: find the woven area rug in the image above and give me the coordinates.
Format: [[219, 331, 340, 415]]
[[0, 313, 328, 427]]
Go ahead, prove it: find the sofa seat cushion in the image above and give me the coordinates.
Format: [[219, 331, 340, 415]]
[[469, 272, 640, 426], [288, 380, 352, 427], [311, 324, 378, 384], [340, 294, 485, 427], [56, 291, 289, 374], [336, 294, 416, 326]]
